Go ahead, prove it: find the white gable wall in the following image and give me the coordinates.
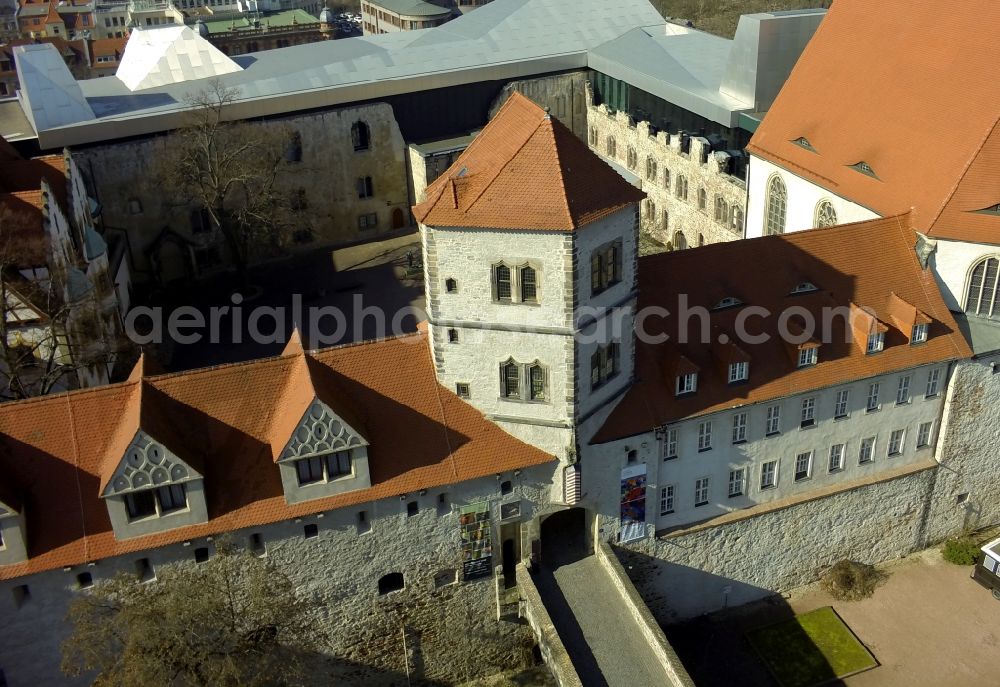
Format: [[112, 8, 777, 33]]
[[745, 155, 878, 238], [930, 237, 1000, 314]]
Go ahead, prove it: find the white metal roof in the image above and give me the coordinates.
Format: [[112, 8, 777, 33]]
[[116, 25, 243, 92]]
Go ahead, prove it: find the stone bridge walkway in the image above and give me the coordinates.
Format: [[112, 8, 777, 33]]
[[534, 554, 676, 687]]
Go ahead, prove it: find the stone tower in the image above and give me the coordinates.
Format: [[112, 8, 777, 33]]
[[413, 92, 645, 495]]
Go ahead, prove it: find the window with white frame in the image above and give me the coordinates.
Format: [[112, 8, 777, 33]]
[[828, 444, 845, 472], [925, 369, 941, 397], [896, 375, 911, 404], [794, 451, 812, 481], [765, 405, 781, 435], [764, 175, 787, 235], [697, 421, 712, 452], [866, 382, 880, 412], [500, 359, 548, 402], [663, 428, 678, 460], [887, 429, 905, 456], [760, 460, 778, 489], [728, 361, 749, 383], [659, 484, 675, 515], [800, 397, 816, 428], [834, 389, 850, 418], [694, 477, 710, 507], [964, 256, 1000, 320], [728, 468, 745, 497], [911, 323, 928, 344], [125, 485, 188, 521], [591, 240, 623, 295], [591, 342, 620, 390], [732, 412, 747, 443], [916, 421, 933, 448], [676, 373, 697, 396], [859, 436, 876, 464], [295, 450, 353, 486], [866, 332, 885, 354], [798, 347, 818, 367]]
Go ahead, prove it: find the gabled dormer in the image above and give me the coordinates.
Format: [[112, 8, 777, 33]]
[[100, 358, 209, 540], [710, 331, 751, 385], [270, 333, 371, 505], [885, 292, 932, 345], [0, 477, 27, 566], [850, 303, 889, 355]]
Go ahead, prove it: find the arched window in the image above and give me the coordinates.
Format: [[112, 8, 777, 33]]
[[626, 146, 637, 170], [492, 263, 512, 301], [764, 175, 787, 235], [714, 196, 728, 223], [673, 231, 687, 250], [528, 362, 546, 401], [662, 168, 670, 190], [647, 199, 656, 220], [697, 187, 707, 211], [519, 265, 537, 303], [500, 359, 520, 399], [378, 572, 404, 595], [698, 233, 705, 247], [606, 136, 616, 158], [814, 200, 837, 228], [731, 206, 744, 233], [588, 126, 598, 146], [351, 121, 370, 151], [646, 156, 657, 182], [965, 257, 1000, 319]]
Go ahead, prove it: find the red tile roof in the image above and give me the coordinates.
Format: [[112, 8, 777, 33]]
[[746, 0, 1000, 244], [413, 91, 645, 231], [592, 213, 971, 444], [0, 331, 555, 580]]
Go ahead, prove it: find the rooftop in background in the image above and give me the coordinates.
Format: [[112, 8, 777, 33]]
[[0, 329, 555, 580], [197, 8, 318, 34], [367, 0, 453, 17], [589, 9, 824, 128], [414, 92, 645, 231], [747, 0, 1000, 245], [593, 213, 972, 443]]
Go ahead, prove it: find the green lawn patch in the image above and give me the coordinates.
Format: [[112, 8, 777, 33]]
[[746, 607, 877, 687]]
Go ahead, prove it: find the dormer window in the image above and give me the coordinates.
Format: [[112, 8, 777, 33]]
[[866, 332, 885, 354], [676, 373, 697, 396], [295, 450, 353, 486], [850, 161, 879, 179], [728, 362, 748, 384], [790, 282, 817, 295], [798, 348, 818, 367], [911, 323, 928, 344], [124, 485, 187, 521], [791, 136, 817, 152], [713, 297, 743, 310]]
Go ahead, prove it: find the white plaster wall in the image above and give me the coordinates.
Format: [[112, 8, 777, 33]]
[[745, 155, 878, 238], [930, 237, 1000, 312], [0, 464, 558, 686]]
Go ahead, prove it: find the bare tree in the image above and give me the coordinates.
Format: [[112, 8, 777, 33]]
[[0, 211, 123, 400], [61, 541, 328, 687], [154, 80, 294, 291]]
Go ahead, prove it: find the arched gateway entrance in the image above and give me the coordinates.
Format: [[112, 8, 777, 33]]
[[539, 507, 588, 568]]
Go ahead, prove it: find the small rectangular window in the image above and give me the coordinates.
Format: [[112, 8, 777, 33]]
[[859, 436, 876, 464], [800, 398, 816, 428], [156, 484, 187, 514], [887, 429, 905, 456], [676, 373, 697, 396], [76, 572, 94, 589], [766, 405, 781, 435], [732, 412, 747, 443], [303, 523, 319, 539], [760, 460, 778, 490], [135, 558, 155, 583], [250, 533, 267, 556], [797, 347, 817, 367], [697, 421, 712, 452], [925, 369, 941, 397], [12, 584, 30, 608], [456, 383, 470, 399], [194, 547, 210, 564], [663, 428, 678, 459], [866, 383, 880, 412], [911, 323, 928, 344], [728, 468, 745, 497], [896, 376, 912, 404], [659, 484, 675, 515], [916, 421, 933, 448], [357, 511, 372, 534], [794, 452, 812, 481], [834, 389, 850, 419], [406, 501, 418, 517], [828, 444, 845, 472], [694, 477, 710, 507]]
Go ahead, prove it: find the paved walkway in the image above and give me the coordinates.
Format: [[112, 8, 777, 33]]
[[535, 555, 676, 687]]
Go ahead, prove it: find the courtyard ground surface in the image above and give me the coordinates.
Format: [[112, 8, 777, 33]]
[[665, 547, 1000, 687]]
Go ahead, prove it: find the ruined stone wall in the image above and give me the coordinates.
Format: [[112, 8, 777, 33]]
[[0, 465, 558, 686], [489, 71, 590, 142], [584, 93, 746, 252]]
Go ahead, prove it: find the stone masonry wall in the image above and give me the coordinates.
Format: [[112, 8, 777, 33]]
[[0, 465, 557, 686], [584, 89, 746, 252]]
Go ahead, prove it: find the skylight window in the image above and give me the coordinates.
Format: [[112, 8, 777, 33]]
[[789, 282, 818, 295], [791, 137, 816, 152], [850, 161, 879, 179], [712, 296, 743, 310]]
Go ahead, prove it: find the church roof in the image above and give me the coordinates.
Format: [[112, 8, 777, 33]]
[[593, 213, 971, 444], [746, 0, 1000, 244], [413, 92, 645, 231], [0, 330, 554, 580]]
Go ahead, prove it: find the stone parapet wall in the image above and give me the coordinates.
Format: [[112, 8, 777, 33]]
[[517, 563, 583, 687]]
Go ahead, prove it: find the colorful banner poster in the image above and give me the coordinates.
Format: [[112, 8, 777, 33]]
[[460, 502, 493, 580], [620, 463, 647, 543]]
